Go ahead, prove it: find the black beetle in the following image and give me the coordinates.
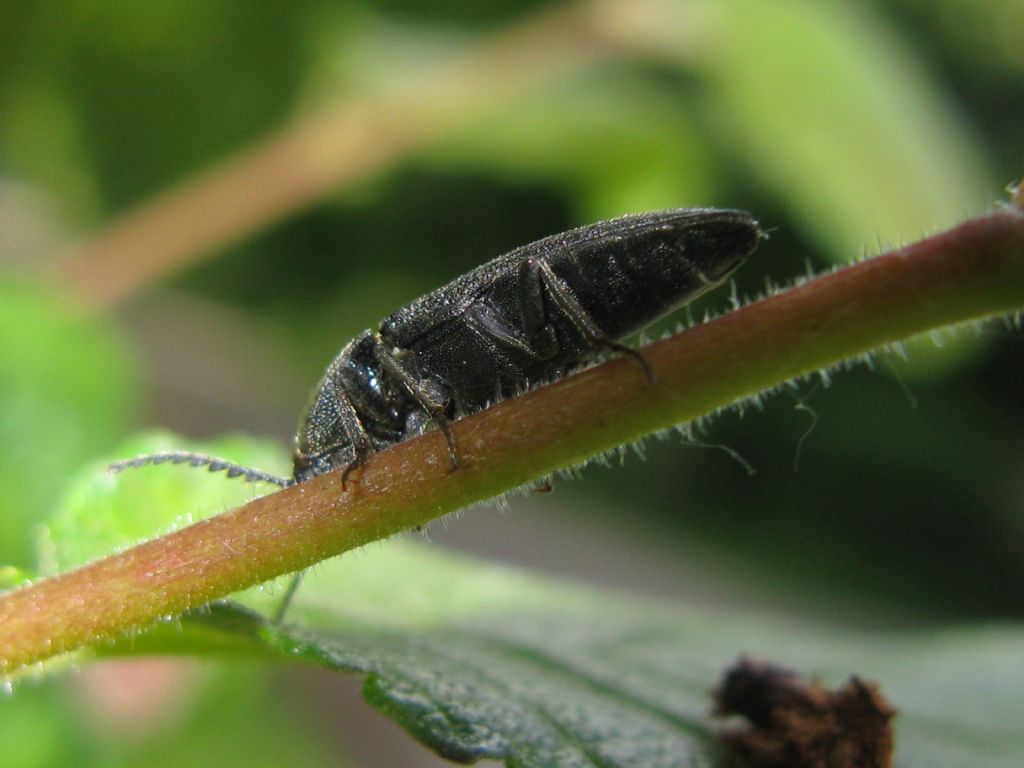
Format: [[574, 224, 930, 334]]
[[114, 207, 759, 488], [111, 208, 760, 615]]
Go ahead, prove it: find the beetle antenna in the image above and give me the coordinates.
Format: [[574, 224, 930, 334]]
[[108, 452, 292, 488]]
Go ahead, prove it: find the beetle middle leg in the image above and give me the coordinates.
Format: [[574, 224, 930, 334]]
[[521, 255, 656, 386]]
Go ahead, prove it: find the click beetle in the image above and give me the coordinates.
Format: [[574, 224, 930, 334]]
[[115, 207, 759, 487], [111, 207, 761, 614]]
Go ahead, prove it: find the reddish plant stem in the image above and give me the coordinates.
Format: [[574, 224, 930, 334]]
[[3, 208, 1023, 673]]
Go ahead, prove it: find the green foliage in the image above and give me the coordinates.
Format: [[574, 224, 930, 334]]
[[45, 455, 1024, 766], [704, 0, 992, 260], [0, 665, 349, 768], [110, 545, 1024, 767], [0, 1, 310, 212], [0, 280, 136, 567], [41, 433, 289, 575]]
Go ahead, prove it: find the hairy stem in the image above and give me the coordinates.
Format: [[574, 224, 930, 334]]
[[3, 208, 1024, 673]]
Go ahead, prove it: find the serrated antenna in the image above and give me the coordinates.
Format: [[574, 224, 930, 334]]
[[108, 451, 292, 488]]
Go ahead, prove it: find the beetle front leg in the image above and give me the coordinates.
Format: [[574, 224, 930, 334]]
[[373, 340, 460, 471], [294, 374, 374, 493]]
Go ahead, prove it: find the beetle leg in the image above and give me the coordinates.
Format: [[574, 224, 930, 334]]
[[333, 378, 373, 488], [532, 477, 554, 493], [273, 571, 305, 624], [535, 258, 656, 385], [464, 300, 540, 358], [517, 256, 560, 358], [373, 339, 460, 471]]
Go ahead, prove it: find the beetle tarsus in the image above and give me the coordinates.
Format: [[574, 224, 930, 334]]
[[340, 457, 365, 491], [598, 339, 656, 386], [436, 416, 460, 472]]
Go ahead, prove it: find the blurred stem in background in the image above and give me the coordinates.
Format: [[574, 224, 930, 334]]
[[55, 1, 651, 310], [51, 0, 993, 313]]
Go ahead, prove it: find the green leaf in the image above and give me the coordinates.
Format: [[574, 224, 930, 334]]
[[111, 541, 1024, 767], [41, 431, 290, 574], [695, 0, 995, 377], [0, 279, 137, 566], [702, 0, 992, 261], [0, 566, 32, 592], [0, 664, 352, 768]]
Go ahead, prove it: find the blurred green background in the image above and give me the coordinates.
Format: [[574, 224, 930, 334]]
[[1, 1, 1022, 765]]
